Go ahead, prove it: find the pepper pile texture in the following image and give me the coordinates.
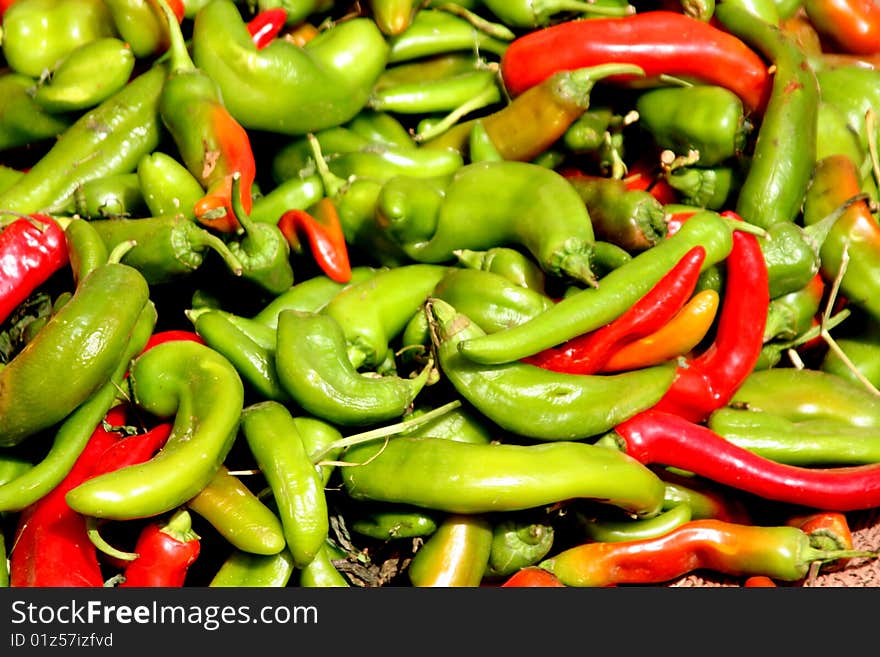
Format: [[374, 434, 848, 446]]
[[2, 0, 880, 589]]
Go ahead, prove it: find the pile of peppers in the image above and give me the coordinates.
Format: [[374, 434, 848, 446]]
[[3, 0, 880, 590]]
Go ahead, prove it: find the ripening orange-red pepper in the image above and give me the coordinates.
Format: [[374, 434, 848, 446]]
[[804, 0, 880, 55]]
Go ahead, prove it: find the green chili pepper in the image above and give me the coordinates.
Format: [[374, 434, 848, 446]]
[[376, 161, 601, 286], [272, 127, 371, 182], [0, 256, 150, 447], [430, 298, 676, 440], [254, 0, 333, 25], [226, 174, 294, 295], [815, 66, 880, 157], [191, 0, 389, 136], [209, 548, 295, 587], [103, 0, 174, 59], [275, 310, 433, 426], [350, 503, 440, 540], [345, 110, 415, 149], [577, 503, 693, 543], [187, 307, 289, 403], [815, 101, 869, 173], [562, 107, 620, 154], [373, 52, 485, 94], [820, 317, 880, 389], [758, 220, 830, 299], [407, 513, 492, 586], [665, 166, 740, 211], [252, 266, 381, 329], [0, 301, 156, 512], [240, 401, 329, 569], [368, 68, 501, 115], [763, 274, 824, 343], [708, 407, 880, 466], [636, 85, 752, 167], [89, 212, 244, 284], [729, 367, 880, 427], [1, 0, 117, 79], [456, 210, 737, 364], [341, 434, 667, 518], [0, 64, 166, 215], [321, 263, 450, 370], [591, 240, 634, 278], [29, 37, 136, 114], [137, 151, 206, 220], [401, 401, 494, 445], [249, 175, 325, 226], [66, 340, 245, 520], [485, 515, 555, 578], [298, 543, 350, 587], [63, 217, 109, 285], [453, 246, 546, 292], [716, 3, 819, 230], [0, 456, 33, 487], [70, 173, 148, 220], [564, 172, 668, 253], [385, 8, 509, 63], [467, 119, 503, 164], [187, 465, 286, 555], [432, 268, 554, 334], [0, 72, 76, 151]]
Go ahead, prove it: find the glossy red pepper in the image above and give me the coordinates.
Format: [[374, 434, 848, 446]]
[[119, 508, 200, 587], [246, 7, 287, 50], [523, 245, 706, 374], [277, 197, 352, 283], [499, 11, 772, 114], [8, 405, 128, 587], [142, 329, 205, 353], [623, 160, 678, 205], [804, 0, 880, 56], [614, 409, 880, 511], [650, 214, 768, 423], [501, 566, 566, 587], [0, 214, 69, 326], [540, 518, 875, 586]]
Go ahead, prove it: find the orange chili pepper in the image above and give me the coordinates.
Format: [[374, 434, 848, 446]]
[[277, 197, 351, 283], [600, 288, 720, 373], [743, 575, 777, 587]]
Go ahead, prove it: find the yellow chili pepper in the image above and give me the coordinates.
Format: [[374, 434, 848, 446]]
[[600, 289, 720, 372]]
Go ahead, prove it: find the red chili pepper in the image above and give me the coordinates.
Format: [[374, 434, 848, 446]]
[[501, 566, 566, 587], [142, 329, 205, 353], [499, 11, 772, 114], [650, 215, 768, 423], [9, 405, 129, 587], [614, 409, 880, 511], [540, 518, 875, 586], [277, 197, 352, 283], [522, 245, 706, 374], [119, 508, 200, 587], [246, 7, 288, 49], [743, 575, 778, 587], [623, 160, 678, 205], [804, 0, 880, 56], [0, 214, 69, 326]]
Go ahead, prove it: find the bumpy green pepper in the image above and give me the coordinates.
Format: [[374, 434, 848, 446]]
[[375, 161, 601, 286], [191, 0, 389, 136], [66, 340, 245, 520], [1, 0, 118, 79], [275, 310, 432, 426]]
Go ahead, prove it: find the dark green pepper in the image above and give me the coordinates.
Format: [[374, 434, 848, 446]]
[[0, 71, 76, 152], [69, 173, 148, 219]]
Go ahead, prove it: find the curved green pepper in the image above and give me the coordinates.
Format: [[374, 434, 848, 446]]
[[385, 8, 509, 63], [103, 0, 174, 59], [29, 37, 136, 114], [0, 72, 76, 151], [454, 246, 547, 292], [65, 340, 245, 520], [0, 259, 149, 447], [577, 502, 692, 543], [430, 298, 676, 440], [191, 0, 389, 136], [375, 161, 600, 286], [137, 151, 206, 220], [275, 310, 432, 426]]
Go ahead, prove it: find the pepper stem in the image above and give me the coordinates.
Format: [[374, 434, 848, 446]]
[[558, 64, 646, 110], [540, 0, 637, 18], [156, 0, 195, 74], [307, 133, 347, 200], [160, 507, 199, 543], [414, 81, 502, 143], [229, 172, 258, 242], [86, 516, 139, 561], [182, 222, 244, 276], [434, 2, 516, 40], [801, 545, 879, 569], [107, 239, 138, 264]]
